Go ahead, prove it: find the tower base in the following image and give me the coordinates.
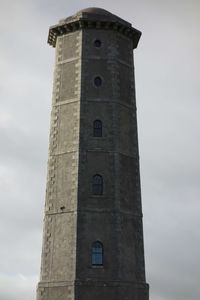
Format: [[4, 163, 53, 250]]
[[37, 280, 149, 300]]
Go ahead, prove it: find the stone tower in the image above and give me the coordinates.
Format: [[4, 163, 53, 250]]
[[36, 7, 149, 300]]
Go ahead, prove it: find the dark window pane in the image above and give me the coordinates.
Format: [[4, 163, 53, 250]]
[[93, 184, 103, 195], [92, 241, 103, 265], [94, 76, 102, 87], [92, 175, 103, 195], [93, 120, 102, 137], [93, 175, 103, 184], [94, 39, 102, 48]]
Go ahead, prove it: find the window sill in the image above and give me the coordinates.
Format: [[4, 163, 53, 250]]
[[90, 265, 104, 269], [89, 195, 105, 199]]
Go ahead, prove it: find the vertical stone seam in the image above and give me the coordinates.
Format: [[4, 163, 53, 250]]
[[108, 32, 122, 280], [73, 30, 82, 284]]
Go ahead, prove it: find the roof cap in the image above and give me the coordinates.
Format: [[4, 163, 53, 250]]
[[78, 7, 112, 15]]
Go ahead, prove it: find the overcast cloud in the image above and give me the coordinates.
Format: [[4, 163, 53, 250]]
[[0, 0, 200, 299]]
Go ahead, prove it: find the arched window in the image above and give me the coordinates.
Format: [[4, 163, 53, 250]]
[[94, 39, 102, 48], [93, 120, 102, 137], [92, 241, 103, 265], [94, 76, 102, 87], [92, 174, 103, 195]]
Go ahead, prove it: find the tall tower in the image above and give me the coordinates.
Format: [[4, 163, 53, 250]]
[[37, 7, 149, 300]]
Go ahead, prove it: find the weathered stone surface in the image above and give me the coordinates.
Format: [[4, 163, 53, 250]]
[[36, 7, 149, 300]]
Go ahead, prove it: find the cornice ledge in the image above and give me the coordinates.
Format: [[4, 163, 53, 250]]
[[48, 17, 141, 49]]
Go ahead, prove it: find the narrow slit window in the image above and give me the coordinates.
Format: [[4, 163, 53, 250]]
[[92, 175, 103, 195], [92, 241, 103, 265], [93, 120, 102, 137]]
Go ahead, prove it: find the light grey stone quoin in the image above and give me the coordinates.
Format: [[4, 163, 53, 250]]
[[36, 7, 149, 300]]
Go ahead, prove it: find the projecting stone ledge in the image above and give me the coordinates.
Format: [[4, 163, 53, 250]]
[[48, 7, 141, 49]]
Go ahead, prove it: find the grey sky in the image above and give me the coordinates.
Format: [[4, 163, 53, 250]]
[[0, 0, 200, 299]]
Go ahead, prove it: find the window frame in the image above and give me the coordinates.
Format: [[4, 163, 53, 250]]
[[94, 76, 102, 87], [93, 119, 102, 137], [92, 241, 103, 266], [92, 174, 103, 195], [94, 39, 102, 48]]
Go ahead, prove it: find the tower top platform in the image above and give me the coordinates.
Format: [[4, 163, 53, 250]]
[[48, 7, 141, 48]]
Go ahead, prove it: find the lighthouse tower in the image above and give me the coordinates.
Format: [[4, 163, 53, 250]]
[[36, 7, 149, 300]]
